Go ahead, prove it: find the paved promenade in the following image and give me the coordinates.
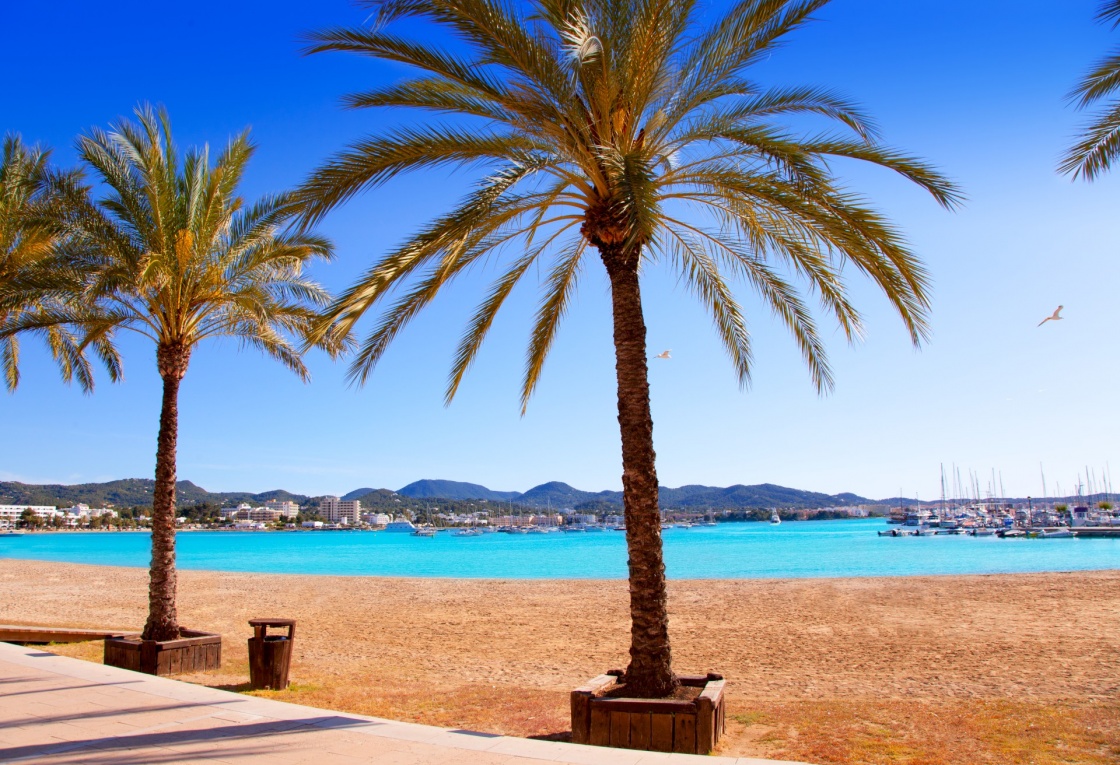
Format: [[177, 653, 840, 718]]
[[0, 643, 808, 765]]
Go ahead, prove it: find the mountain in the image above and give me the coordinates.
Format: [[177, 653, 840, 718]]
[[341, 487, 378, 501], [657, 483, 864, 509], [515, 481, 619, 509], [0, 479, 309, 509], [1, 476, 882, 512], [396, 479, 519, 502]]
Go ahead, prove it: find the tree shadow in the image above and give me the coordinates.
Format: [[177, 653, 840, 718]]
[[529, 731, 573, 742], [210, 681, 255, 693]]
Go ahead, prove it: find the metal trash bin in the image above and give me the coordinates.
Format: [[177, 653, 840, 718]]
[[247, 618, 295, 690]]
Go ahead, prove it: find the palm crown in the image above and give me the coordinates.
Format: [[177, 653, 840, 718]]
[[300, 0, 959, 407], [48, 106, 336, 375]]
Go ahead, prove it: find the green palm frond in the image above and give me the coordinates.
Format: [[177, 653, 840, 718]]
[[0, 134, 111, 392], [1062, 0, 1120, 179], [299, 0, 958, 404]]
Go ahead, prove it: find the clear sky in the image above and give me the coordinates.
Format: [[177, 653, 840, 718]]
[[3, 0, 1118, 502]]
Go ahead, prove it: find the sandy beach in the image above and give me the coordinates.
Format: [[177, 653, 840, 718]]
[[1, 559, 1117, 764]]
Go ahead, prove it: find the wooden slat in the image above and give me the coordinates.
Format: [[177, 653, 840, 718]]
[[609, 711, 630, 748], [590, 698, 694, 715], [673, 713, 697, 753], [650, 713, 674, 752], [0, 625, 133, 644], [698, 678, 726, 704], [629, 712, 651, 751], [574, 674, 616, 695], [589, 706, 611, 746], [697, 694, 714, 754], [676, 674, 709, 686], [570, 691, 592, 744]]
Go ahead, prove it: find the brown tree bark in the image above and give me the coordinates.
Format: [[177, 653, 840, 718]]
[[601, 243, 678, 698], [142, 341, 190, 642]]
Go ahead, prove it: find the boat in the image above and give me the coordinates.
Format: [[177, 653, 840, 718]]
[[999, 529, 1026, 538], [1036, 528, 1075, 538], [971, 527, 997, 536], [913, 526, 938, 536], [770, 511, 781, 525], [411, 527, 437, 537], [453, 528, 483, 537], [878, 527, 915, 537], [385, 520, 417, 532], [0, 529, 25, 536]]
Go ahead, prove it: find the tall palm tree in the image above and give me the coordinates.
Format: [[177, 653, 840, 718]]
[[0, 135, 118, 391], [1061, 0, 1120, 179], [6, 106, 336, 642], [297, 0, 959, 696]]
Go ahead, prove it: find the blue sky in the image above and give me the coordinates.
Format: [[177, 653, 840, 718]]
[[2, 0, 1118, 501]]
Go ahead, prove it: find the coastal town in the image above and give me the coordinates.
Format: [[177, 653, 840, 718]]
[[6, 492, 1120, 537], [0, 494, 874, 532]]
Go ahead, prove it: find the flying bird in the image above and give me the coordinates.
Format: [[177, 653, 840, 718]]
[[1037, 305, 1064, 327], [653, 350, 671, 360]]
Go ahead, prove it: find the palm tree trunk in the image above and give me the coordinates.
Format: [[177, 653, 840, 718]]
[[602, 246, 678, 699], [142, 342, 189, 642]]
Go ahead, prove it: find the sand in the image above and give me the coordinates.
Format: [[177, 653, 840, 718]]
[[2, 559, 1118, 764]]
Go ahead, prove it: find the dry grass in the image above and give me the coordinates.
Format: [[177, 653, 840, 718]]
[[9, 561, 1120, 765]]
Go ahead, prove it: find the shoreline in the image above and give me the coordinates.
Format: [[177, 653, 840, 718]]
[[4, 546, 1115, 582], [1, 553, 1119, 582]]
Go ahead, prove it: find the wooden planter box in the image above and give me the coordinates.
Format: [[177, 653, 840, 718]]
[[571, 671, 726, 755], [104, 630, 221, 676]]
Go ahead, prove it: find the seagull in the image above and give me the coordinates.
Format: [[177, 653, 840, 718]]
[[653, 350, 671, 360], [1037, 305, 1064, 327]]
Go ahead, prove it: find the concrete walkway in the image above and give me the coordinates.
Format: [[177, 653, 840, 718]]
[[0, 643, 809, 765]]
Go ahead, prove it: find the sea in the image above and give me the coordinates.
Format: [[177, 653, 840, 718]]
[[2, 518, 1118, 579]]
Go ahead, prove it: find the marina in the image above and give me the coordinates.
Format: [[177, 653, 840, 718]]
[[1, 518, 1116, 579]]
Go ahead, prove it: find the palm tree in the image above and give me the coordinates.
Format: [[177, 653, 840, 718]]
[[1061, 0, 1120, 179], [0, 135, 118, 391], [6, 106, 336, 641], [297, 0, 959, 696]]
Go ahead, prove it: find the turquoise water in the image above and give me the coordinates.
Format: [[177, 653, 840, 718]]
[[2, 519, 1118, 579]]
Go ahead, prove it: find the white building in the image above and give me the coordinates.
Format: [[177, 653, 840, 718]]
[[362, 512, 392, 526], [319, 496, 362, 525], [264, 499, 299, 518], [221, 503, 254, 520], [0, 505, 58, 526]]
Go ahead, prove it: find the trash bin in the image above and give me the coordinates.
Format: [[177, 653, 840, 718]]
[[247, 618, 295, 690]]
